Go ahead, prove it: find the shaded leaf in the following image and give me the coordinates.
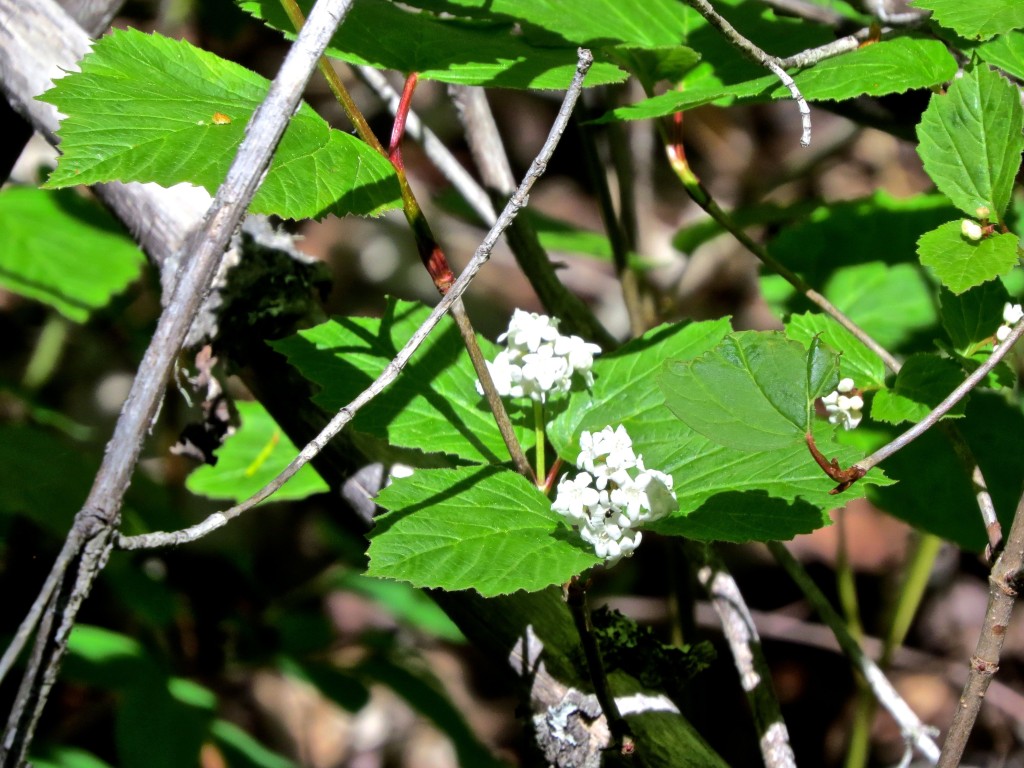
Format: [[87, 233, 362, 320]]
[[0, 188, 143, 322], [870, 354, 968, 425], [41, 28, 401, 220], [939, 282, 1010, 352], [869, 393, 1024, 551], [210, 721, 297, 768]]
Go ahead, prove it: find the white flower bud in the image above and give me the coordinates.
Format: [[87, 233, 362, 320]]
[[961, 219, 984, 241]]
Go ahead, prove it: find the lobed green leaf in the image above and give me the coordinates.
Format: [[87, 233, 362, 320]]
[[41, 28, 401, 220], [912, 0, 1024, 40], [241, 0, 628, 88], [598, 37, 956, 123], [916, 64, 1024, 219], [917, 221, 1020, 294], [660, 331, 839, 452], [369, 466, 601, 595]]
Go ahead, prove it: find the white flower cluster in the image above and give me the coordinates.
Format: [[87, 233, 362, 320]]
[[822, 377, 863, 430], [552, 425, 677, 565], [477, 310, 601, 403], [995, 302, 1023, 351]]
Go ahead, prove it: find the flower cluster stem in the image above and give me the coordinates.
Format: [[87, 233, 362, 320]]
[[533, 400, 546, 485]]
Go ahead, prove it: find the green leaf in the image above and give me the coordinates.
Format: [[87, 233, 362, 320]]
[[550, 319, 885, 542], [31, 749, 115, 768], [549, 318, 732, 455], [912, 0, 1024, 40], [0, 425, 100, 536], [241, 0, 627, 88], [211, 720, 297, 768], [652, 490, 830, 542], [368, 466, 601, 595], [819, 263, 937, 351], [41, 28, 401, 220], [0, 187, 143, 322], [917, 221, 1020, 294], [976, 31, 1024, 79], [659, 331, 839, 451], [186, 400, 328, 503], [608, 45, 702, 91], [785, 312, 888, 389], [870, 353, 968, 425], [272, 299, 537, 465], [398, 0, 694, 48], [916, 64, 1024, 219], [939, 282, 1010, 353], [530, 210, 649, 268], [598, 37, 956, 122]]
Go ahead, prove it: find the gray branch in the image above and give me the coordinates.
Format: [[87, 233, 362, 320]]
[[0, 0, 360, 762]]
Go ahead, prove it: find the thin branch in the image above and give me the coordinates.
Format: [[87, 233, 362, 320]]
[[449, 84, 617, 349], [0, 1, 360, 763], [664, 119, 900, 372], [117, 49, 596, 552], [767, 541, 941, 764], [939, 488, 1024, 765], [690, 544, 796, 768], [354, 65, 496, 225], [681, 0, 812, 146], [854, 317, 1024, 475]]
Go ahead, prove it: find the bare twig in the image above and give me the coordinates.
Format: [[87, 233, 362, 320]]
[[682, 0, 812, 146], [449, 84, 617, 349], [117, 49, 596, 552], [777, 28, 876, 69], [939, 488, 1024, 765], [0, 1, 361, 763], [664, 120, 899, 372], [767, 541, 941, 763], [690, 545, 796, 768]]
